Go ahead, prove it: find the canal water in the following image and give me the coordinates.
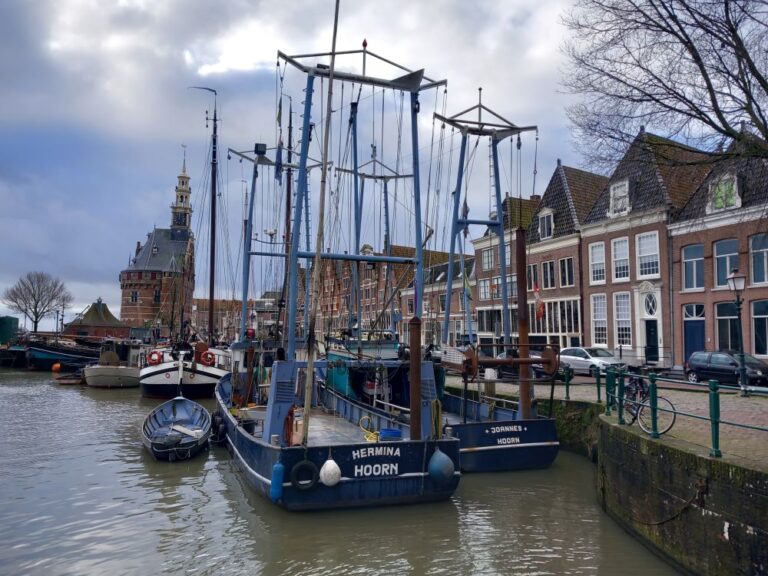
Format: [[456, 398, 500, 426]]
[[0, 370, 679, 575]]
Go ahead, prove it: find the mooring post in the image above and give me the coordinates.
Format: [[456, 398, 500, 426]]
[[617, 370, 626, 425], [564, 366, 571, 401], [649, 373, 659, 438], [605, 369, 614, 416], [709, 379, 722, 458], [409, 316, 422, 441], [595, 369, 602, 404]]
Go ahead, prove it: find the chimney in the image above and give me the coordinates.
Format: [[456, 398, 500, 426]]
[[135, 241, 141, 256], [530, 194, 541, 203]]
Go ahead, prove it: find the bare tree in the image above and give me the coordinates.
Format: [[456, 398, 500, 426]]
[[562, 0, 768, 169], [2, 272, 73, 333]]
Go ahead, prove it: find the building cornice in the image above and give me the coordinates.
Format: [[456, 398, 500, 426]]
[[580, 209, 666, 237], [668, 204, 768, 236]]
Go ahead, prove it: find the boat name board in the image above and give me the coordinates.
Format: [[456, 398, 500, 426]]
[[488, 425, 526, 446], [351, 446, 402, 478]]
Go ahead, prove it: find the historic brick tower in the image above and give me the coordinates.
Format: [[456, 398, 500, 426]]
[[119, 158, 196, 338]]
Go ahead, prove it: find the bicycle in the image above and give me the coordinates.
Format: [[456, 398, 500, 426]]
[[621, 373, 677, 435]]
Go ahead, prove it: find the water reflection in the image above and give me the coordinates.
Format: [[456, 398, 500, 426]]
[[0, 371, 679, 575]]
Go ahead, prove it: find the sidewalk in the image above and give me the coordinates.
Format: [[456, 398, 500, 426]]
[[445, 374, 768, 473]]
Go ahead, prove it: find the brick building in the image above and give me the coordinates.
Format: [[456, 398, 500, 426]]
[[669, 139, 768, 365], [580, 129, 710, 368], [119, 161, 195, 337], [525, 160, 607, 349]]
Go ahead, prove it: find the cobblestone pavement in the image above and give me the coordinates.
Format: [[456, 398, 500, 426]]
[[445, 374, 768, 473]]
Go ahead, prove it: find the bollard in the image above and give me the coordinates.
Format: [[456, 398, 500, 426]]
[[564, 366, 572, 401], [605, 369, 615, 416], [709, 379, 722, 458], [595, 369, 602, 404], [649, 373, 659, 438], [617, 370, 626, 425]]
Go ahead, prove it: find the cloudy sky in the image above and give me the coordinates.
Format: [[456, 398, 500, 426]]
[[0, 0, 579, 330]]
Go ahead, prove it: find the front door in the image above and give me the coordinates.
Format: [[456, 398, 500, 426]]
[[684, 320, 705, 363], [645, 320, 659, 363]]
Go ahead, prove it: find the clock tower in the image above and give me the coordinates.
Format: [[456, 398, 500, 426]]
[[171, 152, 192, 230]]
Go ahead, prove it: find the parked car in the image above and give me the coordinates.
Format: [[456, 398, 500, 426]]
[[529, 350, 569, 381], [559, 347, 626, 377], [685, 350, 768, 387]]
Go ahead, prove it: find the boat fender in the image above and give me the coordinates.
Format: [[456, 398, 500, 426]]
[[148, 350, 163, 366], [319, 458, 341, 487], [270, 461, 285, 502], [427, 447, 455, 487], [290, 459, 319, 491], [201, 351, 216, 367]]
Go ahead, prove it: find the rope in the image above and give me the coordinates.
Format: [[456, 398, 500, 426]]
[[358, 415, 379, 442], [431, 398, 442, 438]]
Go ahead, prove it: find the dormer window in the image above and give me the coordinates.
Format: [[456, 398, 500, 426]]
[[706, 173, 740, 214], [539, 210, 554, 239], [152, 245, 159, 255], [609, 179, 630, 217]]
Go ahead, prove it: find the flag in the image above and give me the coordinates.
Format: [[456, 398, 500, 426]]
[[276, 97, 283, 127], [275, 138, 283, 185], [534, 281, 545, 320], [463, 268, 472, 301]]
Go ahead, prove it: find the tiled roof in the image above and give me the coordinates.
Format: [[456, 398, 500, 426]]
[[585, 131, 710, 224], [675, 137, 768, 221], [126, 228, 193, 273], [502, 196, 539, 230], [527, 162, 608, 243], [68, 299, 127, 328]]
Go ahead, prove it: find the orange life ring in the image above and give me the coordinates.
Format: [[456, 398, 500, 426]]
[[201, 351, 216, 367], [148, 350, 163, 366]]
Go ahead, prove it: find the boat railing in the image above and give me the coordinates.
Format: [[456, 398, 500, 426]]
[[373, 397, 411, 414], [479, 393, 519, 411]]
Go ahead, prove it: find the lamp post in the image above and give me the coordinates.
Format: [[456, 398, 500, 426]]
[[727, 268, 749, 397]]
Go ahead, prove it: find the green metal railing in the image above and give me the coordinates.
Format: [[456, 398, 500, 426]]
[[600, 367, 768, 458]]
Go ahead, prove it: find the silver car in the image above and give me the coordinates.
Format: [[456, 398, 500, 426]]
[[559, 347, 626, 377]]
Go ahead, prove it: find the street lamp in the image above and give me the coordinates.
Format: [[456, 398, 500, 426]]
[[726, 268, 749, 397]]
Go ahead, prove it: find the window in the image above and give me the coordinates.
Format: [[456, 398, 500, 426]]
[[559, 257, 574, 287], [479, 279, 491, 300], [716, 302, 739, 350], [591, 294, 607, 345], [754, 300, 768, 355], [153, 288, 161, 304], [751, 234, 768, 285], [458, 294, 465, 312], [527, 264, 538, 291], [507, 274, 518, 298], [609, 179, 630, 216], [589, 242, 605, 284], [614, 292, 631, 346], [542, 260, 556, 289], [612, 237, 629, 281], [491, 276, 501, 298], [130, 291, 138, 303], [539, 212, 553, 239], [714, 239, 739, 287], [682, 244, 704, 290], [482, 249, 494, 270], [439, 294, 446, 312], [504, 243, 511, 266], [407, 299, 414, 315], [706, 173, 740, 213], [636, 232, 660, 277], [684, 303, 705, 320]]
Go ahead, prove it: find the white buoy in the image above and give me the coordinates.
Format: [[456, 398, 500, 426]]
[[319, 457, 342, 487]]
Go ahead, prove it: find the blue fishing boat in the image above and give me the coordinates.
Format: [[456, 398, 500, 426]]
[[214, 39, 462, 511], [142, 396, 211, 461], [26, 339, 100, 371]]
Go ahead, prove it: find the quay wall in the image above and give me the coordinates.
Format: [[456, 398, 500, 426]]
[[451, 388, 768, 575]]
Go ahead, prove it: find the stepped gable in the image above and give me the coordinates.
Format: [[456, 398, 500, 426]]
[[527, 162, 608, 243], [675, 135, 768, 222], [585, 131, 710, 223]]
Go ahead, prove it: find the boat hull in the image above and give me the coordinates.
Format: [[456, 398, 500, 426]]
[[26, 344, 99, 371], [141, 397, 211, 461], [84, 365, 140, 388], [140, 361, 226, 399], [441, 393, 559, 472], [215, 373, 461, 512]]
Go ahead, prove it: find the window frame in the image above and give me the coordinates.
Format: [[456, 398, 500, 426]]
[[609, 179, 630, 216], [682, 244, 705, 291], [542, 260, 556, 289], [591, 293, 608, 346], [559, 257, 574, 287], [612, 237, 630, 282], [753, 300, 768, 356], [589, 242, 606, 285], [539, 211, 554, 239], [527, 264, 538, 292], [636, 231, 660, 279], [714, 238, 739, 288], [481, 248, 494, 271], [614, 292, 632, 347], [750, 233, 768, 286]]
